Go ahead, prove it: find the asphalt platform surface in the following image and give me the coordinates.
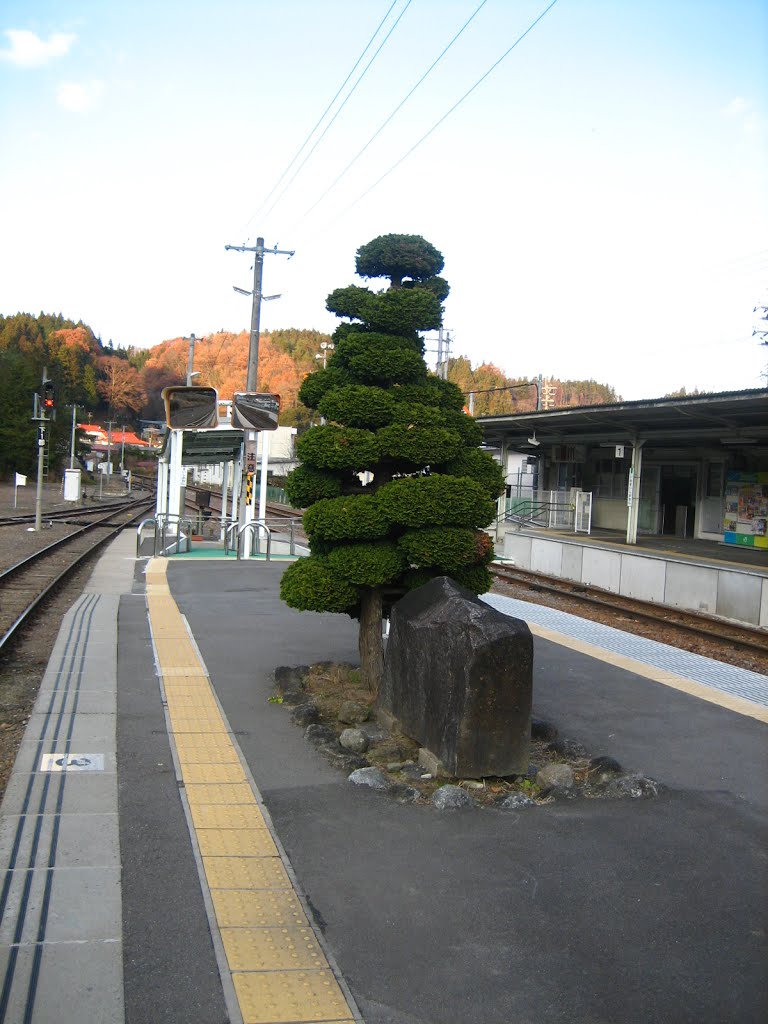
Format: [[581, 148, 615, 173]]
[[115, 558, 768, 1024], [1, 541, 765, 1024]]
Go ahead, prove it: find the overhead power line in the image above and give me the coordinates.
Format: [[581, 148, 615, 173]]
[[241, 0, 403, 235], [259, 0, 414, 224], [342, 0, 561, 217], [302, 0, 490, 221]]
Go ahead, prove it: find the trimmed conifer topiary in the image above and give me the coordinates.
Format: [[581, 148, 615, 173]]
[[280, 234, 503, 691]]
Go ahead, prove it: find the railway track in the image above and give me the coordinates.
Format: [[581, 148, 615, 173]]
[[0, 497, 145, 528], [184, 485, 306, 538], [0, 498, 153, 653], [490, 563, 768, 659]]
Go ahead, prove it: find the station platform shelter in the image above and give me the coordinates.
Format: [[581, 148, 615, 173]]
[[478, 389, 768, 628]]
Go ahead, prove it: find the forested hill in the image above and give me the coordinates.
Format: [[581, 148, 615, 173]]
[[0, 311, 621, 475]]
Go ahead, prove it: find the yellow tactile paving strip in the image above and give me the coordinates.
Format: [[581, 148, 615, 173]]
[[145, 558, 359, 1024]]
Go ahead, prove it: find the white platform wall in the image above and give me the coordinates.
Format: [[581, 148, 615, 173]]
[[501, 530, 768, 629]]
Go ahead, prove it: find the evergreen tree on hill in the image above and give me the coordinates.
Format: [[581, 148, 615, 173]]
[[279, 234, 504, 692]]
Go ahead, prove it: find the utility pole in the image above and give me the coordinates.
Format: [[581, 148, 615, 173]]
[[186, 333, 196, 386], [226, 236, 294, 555], [225, 238, 294, 391], [69, 404, 77, 469], [427, 328, 453, 380]]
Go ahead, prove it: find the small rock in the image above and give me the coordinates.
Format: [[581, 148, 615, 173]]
[[386, 762, 405, 772], [431, 785, 477, 810], [399, 763, 423, 781], [338, 700, 369, 725], [357, 722, 387, 742], [536, 763, 575, 791], [390, 784, 421, 803], [291, 703, 319, 728], [420, 773, 433, 780], [462, 780, 485, 790], [498, 792, 536, 810], [304, 724, 338, 747], [324, 749, 369, 772], [274, 665, 308, 701], [339, 728, 370, 754], [549, 736, 588, 759], [531, 717, 558, 741], [607, 773, 661, 799], [348, 767, 390, 791], [588, 755, 622, 782]]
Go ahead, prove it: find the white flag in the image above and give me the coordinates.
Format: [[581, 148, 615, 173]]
[[15, 473, 27, 486]]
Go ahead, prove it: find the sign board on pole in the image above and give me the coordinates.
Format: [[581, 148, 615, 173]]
[[162, 386, 219, 429], [15, 473, 27, 487], [232, 393, 280, 431]]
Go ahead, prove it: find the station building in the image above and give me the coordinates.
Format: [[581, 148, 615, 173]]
[[478, 388, 768, 628]]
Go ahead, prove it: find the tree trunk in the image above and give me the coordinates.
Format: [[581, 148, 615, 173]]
[[359, 588, 384, 694]]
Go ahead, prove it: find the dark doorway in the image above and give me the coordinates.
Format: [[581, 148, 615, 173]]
[[660, 465, 697, 536]]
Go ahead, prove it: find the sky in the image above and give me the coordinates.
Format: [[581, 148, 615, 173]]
[[1, 0, 766, 402]]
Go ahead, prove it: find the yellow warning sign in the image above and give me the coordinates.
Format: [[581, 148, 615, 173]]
[[245, 472, 254, 504]]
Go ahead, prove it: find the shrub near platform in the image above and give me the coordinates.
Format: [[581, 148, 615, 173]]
[[280, 233, 504, 691]]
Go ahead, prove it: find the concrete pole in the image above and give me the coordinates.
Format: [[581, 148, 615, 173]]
[[34, 424, 45, 532], [246, 240, 264, 392], [69, 405, 77, 469], [186, 333, 196, 386]]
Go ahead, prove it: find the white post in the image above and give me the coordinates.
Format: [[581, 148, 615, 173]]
[[258, 430, 270, 527], [167, 429, 184, 535], [626, 442, 644, 544], [156, 458, 169, 518], [221, 461, 230, 541]]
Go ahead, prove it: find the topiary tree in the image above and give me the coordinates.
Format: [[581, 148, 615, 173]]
[[280, 234, 504, 691]]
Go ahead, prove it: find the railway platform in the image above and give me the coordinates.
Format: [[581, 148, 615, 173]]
[[0, 536, 766, 1023]]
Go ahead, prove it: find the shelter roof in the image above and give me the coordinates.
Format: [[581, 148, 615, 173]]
[[477, 389, 768, 454]]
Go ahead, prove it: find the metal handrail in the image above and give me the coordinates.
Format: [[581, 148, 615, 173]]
[[237, 522, 272, 560], [156, 513, 193, 555], [136, 518, 157, 557], [224, 521, 240, 556], [257, 516, 302, 555], [499, 500, 576, 530]]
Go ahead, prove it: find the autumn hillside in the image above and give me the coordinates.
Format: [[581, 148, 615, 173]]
[[0, 311, 620, 476]]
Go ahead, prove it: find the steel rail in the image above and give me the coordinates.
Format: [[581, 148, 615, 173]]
[[0, 500, 152, 653]]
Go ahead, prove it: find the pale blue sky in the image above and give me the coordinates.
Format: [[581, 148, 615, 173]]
[[1, 0, 766, 400]]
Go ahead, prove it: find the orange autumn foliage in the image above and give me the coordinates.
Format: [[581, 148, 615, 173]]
[[141, 331, 306, 406]]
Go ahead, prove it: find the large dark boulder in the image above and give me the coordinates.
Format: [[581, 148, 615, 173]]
[[379, 576, 532, 778]]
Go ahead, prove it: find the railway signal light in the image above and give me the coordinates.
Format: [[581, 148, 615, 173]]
[[42, 380, 55, 416]]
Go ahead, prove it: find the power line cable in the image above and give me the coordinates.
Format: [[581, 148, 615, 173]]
[[302, 0, 490, 221], [338, 0, 560, 219], [260, 0, 414, 222], [240, 0, 402, 236]]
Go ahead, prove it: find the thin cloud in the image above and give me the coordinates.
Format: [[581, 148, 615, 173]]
[[56, 80, 104, 113], [0, 29, 75, 67], [723, 95, 764, 135]]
